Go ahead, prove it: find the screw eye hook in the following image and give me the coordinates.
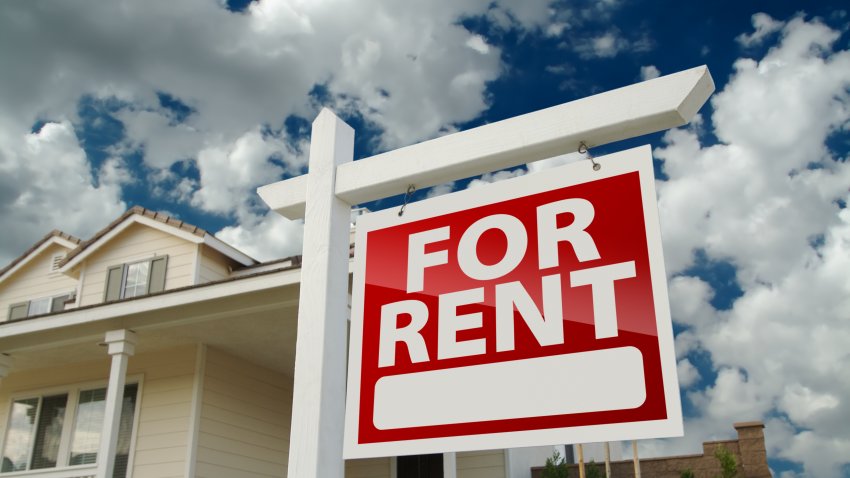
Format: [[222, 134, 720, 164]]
[[398, 184, 416, 217], [579, 141, 601, 171]]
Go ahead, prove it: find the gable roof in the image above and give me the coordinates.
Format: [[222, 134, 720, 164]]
[[0, 230, 81, 285], [58, 206, 258, 272]]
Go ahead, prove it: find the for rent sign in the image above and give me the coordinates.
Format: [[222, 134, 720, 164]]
[[343, 145, 682, 458]]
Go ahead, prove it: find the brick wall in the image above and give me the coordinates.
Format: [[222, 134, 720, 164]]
[[531, 422, 771, 478]]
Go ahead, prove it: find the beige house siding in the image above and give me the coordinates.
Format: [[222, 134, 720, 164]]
[[345, 457, 392, 478], [458, 450, 507, 478], [195, 347, 290, 478], [197, 246, 233, 284], [0, 243, 78, 322], [131, 345, 197, 478], [0, 345, 196, 478], [78, 224, 198, 307]]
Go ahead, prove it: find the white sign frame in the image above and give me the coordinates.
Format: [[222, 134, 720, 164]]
[[344, 145, 682, 459]]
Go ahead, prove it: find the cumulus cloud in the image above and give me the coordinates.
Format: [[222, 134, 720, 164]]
[[0, 122, 125, 265], [737, 13, 785, 47], [571, 29, 652, 59], [640, 65, 660, 81], [644, 14, 850, 476], [215, 212, 304, 262], [0, 0, 555, 262]]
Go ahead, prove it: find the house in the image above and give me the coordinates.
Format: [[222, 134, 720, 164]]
[[0, 206, 556, 478]]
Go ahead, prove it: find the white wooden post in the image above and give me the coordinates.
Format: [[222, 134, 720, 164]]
[[96, 329, 137, 478], [577, 444, 586, 478], [443, 452, 457, 478], [632, 440, 642, 478], [604, 442, 611, 478], [286, 109, 355, 478]]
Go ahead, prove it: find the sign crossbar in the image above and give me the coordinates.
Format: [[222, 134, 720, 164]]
[[259, 66, 714, 219]]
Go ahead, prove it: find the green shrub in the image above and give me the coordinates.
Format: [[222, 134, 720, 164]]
[[714, 445, 738, 478], [680, 469, 695, 478], [542, 450, 569, 478], [585, 460, 603, 478]]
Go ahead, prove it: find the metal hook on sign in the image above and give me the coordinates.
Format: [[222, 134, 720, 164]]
[[579, 141, 601, 171], [398, 184, 416, 217]]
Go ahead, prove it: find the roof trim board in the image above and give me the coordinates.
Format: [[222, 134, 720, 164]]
[[0, 233, 81, 285]]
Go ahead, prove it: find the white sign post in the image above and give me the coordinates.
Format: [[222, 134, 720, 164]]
[[259, 66, 713, 478]]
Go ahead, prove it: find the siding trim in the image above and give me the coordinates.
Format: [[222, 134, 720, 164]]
[[125, 374, 145, 478], [184, 344, 207, 478], [0, 236, 79, 285], [192, 244, 202, 285], [75, 262, 87, 308]]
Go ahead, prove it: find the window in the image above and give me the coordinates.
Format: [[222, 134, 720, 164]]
[[397, 454, 444, 478], [8, 293, 74, 321], [1, 383, 139, 477], [103, 256, 168, 302]]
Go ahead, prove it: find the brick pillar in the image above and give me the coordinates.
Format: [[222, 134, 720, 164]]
[[734, 421, 771, 477]]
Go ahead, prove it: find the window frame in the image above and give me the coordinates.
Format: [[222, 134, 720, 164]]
[[0, 376, 144, 476], [7, 292, 75, 321], [104, 255, 168, 303]]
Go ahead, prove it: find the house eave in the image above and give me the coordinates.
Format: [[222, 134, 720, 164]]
[[0, 266, 301, 351]]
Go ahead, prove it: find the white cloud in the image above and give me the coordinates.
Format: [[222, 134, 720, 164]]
[[215, 212, 304, 262], [642, 15, 850, 476], [677, 358, 701, 388], [572, 29, 652, 59], [737, 13, 785, 47], [191, 128, 291, 218], [0, 121, 125, 265], [640, 65, 660, 81], [0, 0, 557, 262]]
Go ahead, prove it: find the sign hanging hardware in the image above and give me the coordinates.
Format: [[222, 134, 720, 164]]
[[398, 184, 416, 216], [579, 141, 601, 171]]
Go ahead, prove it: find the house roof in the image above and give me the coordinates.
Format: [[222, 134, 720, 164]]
[[59, 206, 205, 267], [58, 206, 258, 271], [0, 230, 81, 285]]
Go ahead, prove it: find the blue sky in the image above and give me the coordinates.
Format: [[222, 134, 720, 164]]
[[1, 1, 849, 476]]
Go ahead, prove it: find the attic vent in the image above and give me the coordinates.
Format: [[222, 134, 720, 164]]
[[50, 253, 65, 272]]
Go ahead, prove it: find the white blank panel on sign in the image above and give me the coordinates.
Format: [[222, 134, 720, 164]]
[[374, 346, 646, 430]]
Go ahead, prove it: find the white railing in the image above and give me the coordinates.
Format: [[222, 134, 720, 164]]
[[0, 465, 96, 478]]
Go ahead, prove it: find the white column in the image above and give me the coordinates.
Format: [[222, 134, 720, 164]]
[[286, 109, 354, 478], [443, 452, 457, 478], [96, 330, 137, 478]]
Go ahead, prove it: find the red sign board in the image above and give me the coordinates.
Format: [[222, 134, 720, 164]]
[[344, 145, 682, 458]]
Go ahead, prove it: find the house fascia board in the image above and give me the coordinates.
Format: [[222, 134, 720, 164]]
[[59, 215, 205, 273], [0, 236, 80, 285], [0, 267, 300, 343]]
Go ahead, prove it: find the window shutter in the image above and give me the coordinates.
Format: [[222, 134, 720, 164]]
[[104, 265, 124, 302], [147, 256, 168, 294], [50, 295, 69, 313], [9, 302, 29, 321]]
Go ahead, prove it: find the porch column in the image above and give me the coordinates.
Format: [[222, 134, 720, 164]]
[[443, 452, 457, 478], [96, 330, 137, 478]]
